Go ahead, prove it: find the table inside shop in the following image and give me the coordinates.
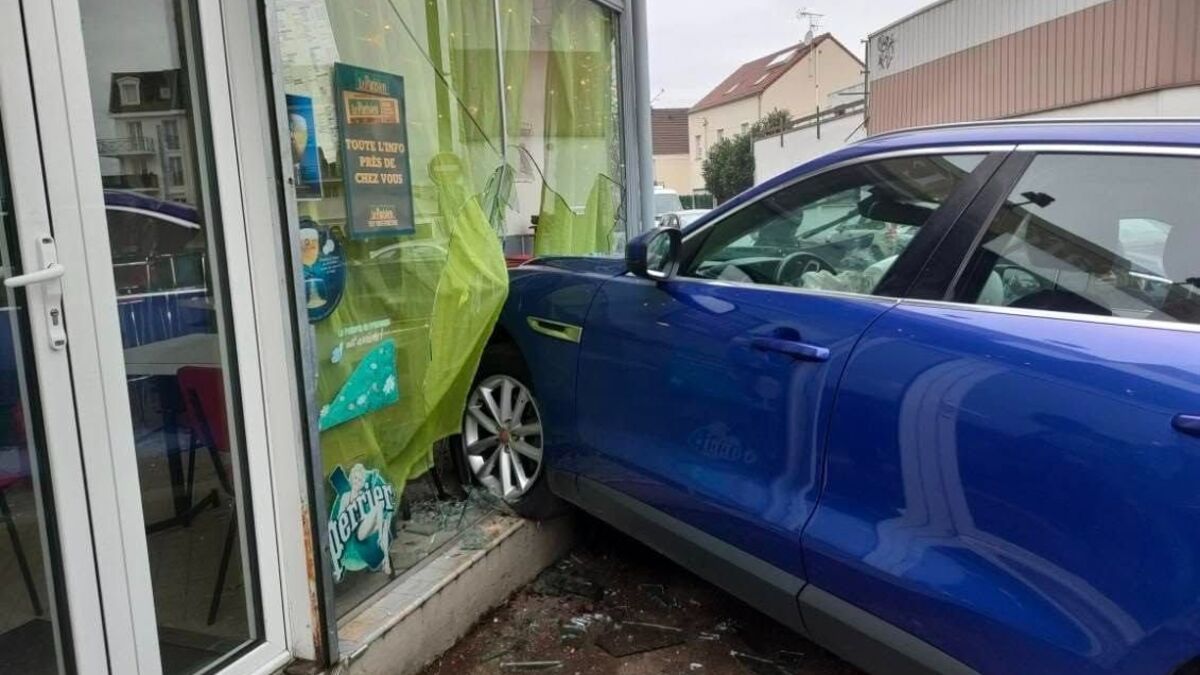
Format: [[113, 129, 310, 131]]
[[123, 333, 221, 532]]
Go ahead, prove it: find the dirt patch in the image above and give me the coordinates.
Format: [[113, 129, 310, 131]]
[[418, 518, 861, 675]]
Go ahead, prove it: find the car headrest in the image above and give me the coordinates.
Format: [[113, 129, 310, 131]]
[[1163, 225, 1200, 286]]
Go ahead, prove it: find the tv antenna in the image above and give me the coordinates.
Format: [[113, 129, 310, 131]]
[[798, 8, 823, 45]]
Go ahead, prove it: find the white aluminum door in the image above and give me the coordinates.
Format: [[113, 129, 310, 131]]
[[5, 0, 292, 672]]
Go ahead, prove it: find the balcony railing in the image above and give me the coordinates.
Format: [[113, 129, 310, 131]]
[[97, 136, 156, 156], [102, 172, 160, 190]]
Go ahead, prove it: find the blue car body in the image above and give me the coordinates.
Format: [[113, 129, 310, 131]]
[[490, 121, 1200, 675]]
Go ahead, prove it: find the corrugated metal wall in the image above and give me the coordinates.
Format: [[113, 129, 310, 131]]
[[867, 0, 1200, 133], [868, 0, 1108, 81]]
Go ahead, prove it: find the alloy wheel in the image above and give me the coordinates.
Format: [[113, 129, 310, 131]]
[[462, 374, 544, 501]]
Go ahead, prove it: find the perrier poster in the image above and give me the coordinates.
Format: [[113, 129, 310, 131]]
[[334, 63, 415, 238]]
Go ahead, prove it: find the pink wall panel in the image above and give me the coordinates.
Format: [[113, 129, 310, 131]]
[[869, 0, 1200, 133]]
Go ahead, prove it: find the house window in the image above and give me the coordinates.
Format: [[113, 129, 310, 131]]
[[741, 122, 750, 134], [127, 121, 143, 139], [118, 77, 140, 106], [167, 156, 185, 187], [717, 128, 725, 141], [162, 120, 180, 150], [695, 134, 703, 159]]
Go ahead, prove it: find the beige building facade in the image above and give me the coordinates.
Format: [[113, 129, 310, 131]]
[[651, 107, 691, 194], [687, 34, 864, 193]]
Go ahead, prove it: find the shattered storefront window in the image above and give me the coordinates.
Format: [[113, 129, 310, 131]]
[[273, 0, 626, 615]]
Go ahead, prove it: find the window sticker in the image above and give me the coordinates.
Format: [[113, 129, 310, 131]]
[[300, 218, 346, 323], [318, 338, 399, 431], [327, 463, 397, 581]]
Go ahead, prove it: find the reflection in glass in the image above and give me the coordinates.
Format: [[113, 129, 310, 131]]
[[960, 154, 1200, 324], [274, 0, 629, 618], [79, 0, 259, 671], [0, 114, 68, 675], [276, 0, 512, 614], [503, 0, 627, 256]]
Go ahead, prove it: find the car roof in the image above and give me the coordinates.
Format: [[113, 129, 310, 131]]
[[688, 119, 1200, 234]]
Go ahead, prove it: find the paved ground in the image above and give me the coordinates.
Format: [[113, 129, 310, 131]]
[[419, 518, 861, 675]]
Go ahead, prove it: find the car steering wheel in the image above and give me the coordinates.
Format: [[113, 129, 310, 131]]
[[775, 251, 836, 286]]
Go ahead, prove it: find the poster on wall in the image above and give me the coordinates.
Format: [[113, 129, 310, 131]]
[[285, 94, 323, 200], [333, 63, 415, 239]]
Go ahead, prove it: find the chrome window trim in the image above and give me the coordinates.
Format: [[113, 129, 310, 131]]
[[1014, 143, 1200, 156], [899, 297, 1200, 335]]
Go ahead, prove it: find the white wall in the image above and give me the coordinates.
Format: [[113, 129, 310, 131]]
[[1020, 84, 1200, 118], [753, 111, 865, 184]]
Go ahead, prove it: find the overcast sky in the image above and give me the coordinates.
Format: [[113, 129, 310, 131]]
[[646, 0, 931, 108]]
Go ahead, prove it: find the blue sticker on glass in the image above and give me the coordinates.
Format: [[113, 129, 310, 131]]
[[300, 218, 346, 323]]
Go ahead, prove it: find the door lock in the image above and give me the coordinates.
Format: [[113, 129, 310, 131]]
[[3, 234, 67, 350]]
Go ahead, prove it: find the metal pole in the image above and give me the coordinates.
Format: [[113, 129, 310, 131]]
[[631, 0, 654, 235]]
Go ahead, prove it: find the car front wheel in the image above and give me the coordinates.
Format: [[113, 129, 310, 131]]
[[457, 345, 565, 519]]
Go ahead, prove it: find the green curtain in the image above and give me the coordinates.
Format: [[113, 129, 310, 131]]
[[533, 0, 620, 256], [309, 0, 508, 492]]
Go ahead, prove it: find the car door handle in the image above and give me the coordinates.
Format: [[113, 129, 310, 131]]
[[1173, 414, 1200, 438], [749, 336, 830, 362]]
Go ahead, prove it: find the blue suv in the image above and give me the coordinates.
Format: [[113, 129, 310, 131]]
[[454, 120, 1200, 675]]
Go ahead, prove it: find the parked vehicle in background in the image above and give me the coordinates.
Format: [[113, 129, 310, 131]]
[[454, 120, 1200, 675], [653, 186, 683, 226], [658, 209, 710, 229]]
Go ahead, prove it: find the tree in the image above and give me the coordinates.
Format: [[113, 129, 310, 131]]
[[750, 108, 793, 139], [702, 108, 792, 203], [701, 134, 754, 204]]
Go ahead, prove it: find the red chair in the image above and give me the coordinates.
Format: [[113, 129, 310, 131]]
[[175, 366, 237, 626], [0, 404, 42, 616]]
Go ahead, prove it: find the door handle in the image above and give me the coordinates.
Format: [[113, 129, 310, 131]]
[[749, 336, 830, 362], [3, 263, 65, 288], [2, 235, 66, 351], [1174, 414, 1200, 438]]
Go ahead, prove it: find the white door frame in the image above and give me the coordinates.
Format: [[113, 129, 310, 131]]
[[12, 0, 301, 672], [0, 2, 111, 673]]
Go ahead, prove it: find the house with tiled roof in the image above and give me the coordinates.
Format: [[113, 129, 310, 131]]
[[651, 108, 691, 194], [687, 34, 863, 193]]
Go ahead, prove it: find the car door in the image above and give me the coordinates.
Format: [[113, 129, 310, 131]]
[[802, 150, 1200, 675], [567, 151, 999, 615]]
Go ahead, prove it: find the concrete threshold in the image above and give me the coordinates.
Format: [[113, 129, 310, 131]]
[[326, 512, 575, 675]]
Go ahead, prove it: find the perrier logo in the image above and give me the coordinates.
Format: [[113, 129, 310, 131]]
[[327, 464, 396, 581]]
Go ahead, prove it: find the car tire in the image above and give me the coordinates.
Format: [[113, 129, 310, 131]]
[[453, 343, 567, 520]]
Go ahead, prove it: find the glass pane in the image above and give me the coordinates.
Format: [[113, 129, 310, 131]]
[[275, 0, 511, 614], [0, 115, 69, 673], [958, 154, 1200, 324], [687, 154, 984, 294], [78, 0, 261, 671], [503, 0, 627, 257]]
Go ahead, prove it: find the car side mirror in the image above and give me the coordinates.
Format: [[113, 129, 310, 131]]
[[626, 227, 681, 281]]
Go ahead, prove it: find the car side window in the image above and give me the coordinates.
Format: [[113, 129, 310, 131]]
[[954, 154, 1200, 325], [684, 154, 985, 295]]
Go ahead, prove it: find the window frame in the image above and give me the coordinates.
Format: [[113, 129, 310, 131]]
[[906, 144, 1200, 334], [671, 146, 1012, 301]]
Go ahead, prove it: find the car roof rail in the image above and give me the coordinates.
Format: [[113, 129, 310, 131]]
[[860, 116, 1200, 144]]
